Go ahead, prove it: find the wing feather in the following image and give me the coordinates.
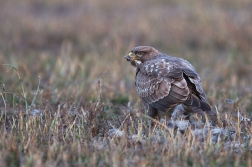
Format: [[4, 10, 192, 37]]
[[169, 90, 188, 101]]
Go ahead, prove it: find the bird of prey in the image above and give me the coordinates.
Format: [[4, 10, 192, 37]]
[[124, 46, 216, 123]]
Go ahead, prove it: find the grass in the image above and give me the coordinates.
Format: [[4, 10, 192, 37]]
[[0, 0, 252, 166]]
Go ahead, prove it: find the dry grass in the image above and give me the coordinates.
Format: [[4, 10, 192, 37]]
[[0, 0, 252, 166]]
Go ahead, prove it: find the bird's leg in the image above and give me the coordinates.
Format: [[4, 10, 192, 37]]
[[146, 106, 160, 127], [147, 106, 158, 119], [172, 104, 192, 120], [165, 105, 191, 128]]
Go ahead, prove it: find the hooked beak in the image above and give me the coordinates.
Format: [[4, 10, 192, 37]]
[[124, 52, 134, 61], [124, 55, 131, 61]]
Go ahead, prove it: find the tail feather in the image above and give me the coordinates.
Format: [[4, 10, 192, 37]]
[[183, 93, 217, 125], [184, 94, 211, 112]]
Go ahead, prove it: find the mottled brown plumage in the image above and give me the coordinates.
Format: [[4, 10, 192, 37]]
[[125, 46, 216, 123]]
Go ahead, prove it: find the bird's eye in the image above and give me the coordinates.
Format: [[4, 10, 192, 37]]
[[136, 51, 143, 57]]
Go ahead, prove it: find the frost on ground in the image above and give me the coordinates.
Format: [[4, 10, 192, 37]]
[[106, 105, 252, 154]]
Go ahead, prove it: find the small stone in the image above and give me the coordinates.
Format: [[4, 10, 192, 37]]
[[107, 129, 124, 137], [211, 128, 222, 135], [226, 99, 235, 104], [30, 109, 41, 116], [175, 120, 189, 131]]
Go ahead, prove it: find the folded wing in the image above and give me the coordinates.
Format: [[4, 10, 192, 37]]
[[135, 57, 211, 114]]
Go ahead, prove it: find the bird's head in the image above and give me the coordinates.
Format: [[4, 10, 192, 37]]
[[124, 46, 159, 67]]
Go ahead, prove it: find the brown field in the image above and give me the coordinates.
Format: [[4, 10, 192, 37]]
[[0, 0, 252, 166]]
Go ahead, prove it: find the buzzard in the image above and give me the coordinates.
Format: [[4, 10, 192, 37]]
[[124, 46, 216, 123]]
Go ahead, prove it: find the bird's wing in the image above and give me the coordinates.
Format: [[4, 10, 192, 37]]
[[135, 57, 210, 112]]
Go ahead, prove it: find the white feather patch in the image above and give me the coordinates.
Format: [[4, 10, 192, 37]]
[[134, 60, 142, 65]]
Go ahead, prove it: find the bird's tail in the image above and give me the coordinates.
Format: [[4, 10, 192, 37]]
[[183, 94, 217, 125]]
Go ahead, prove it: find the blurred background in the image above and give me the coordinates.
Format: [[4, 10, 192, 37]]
[[0, 0, 252, 113]]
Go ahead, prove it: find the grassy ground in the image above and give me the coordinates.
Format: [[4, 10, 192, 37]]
[[0, 0, 252, 166]]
